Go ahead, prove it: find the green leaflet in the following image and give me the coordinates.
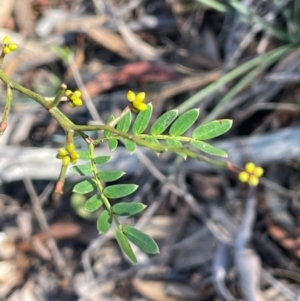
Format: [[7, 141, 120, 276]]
[[96, 170, 125, 182], [145, 136, 161, 155], [192, 119, 232, 140], [132, 103, 153, 135], [115, 229, 137, 263], [78, 151, 90, 161], [145, 136, 160, 146], [93, 156, 112, 165], [104, 115, 115, 138], [123, 225, 159, 254], [73, 179, 96, 194], [97, 209, 112, 233], [117, 111, 132, 133], [150, 110, 178, 135], [108, 139, 118, 151], [105, 116, 118, 151], [103, 184, 138, 199], [190, 140, 228, 157], [169, 109, 199, 136], [112, 202, 146, 216], [124, 139, 136, 153], [71, 164, 93, 176], [166, 137, 186, 159], [85, 194, 103, 212]]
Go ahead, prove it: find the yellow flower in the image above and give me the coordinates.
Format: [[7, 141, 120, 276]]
[[238, 162, 264, 186], [65, 89, 83, 107], [127, 90, 148, 112], [2, 36, 18, 54]]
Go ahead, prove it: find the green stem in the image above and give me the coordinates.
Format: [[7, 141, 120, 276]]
[[89, 143, 111, 210], [55, 164, 68, 194], [0, 51, 5, 69], [108, 106, 131, 128], [0, 84, 12, 134], [49, 83, 67, 109], [0, 69, 49, 107]]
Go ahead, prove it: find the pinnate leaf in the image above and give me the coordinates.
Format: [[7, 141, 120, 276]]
[[117, 111, 131, 133], [124, 139, 136, 153], [132, 103, 153, 134], [190, 140, 228, 157], [97, 209, 112, 233], [115, 229, 137, 263], [150, 110, 178, 135], [97, 170, 125, 182], [94, 156, 111, 165], [103, 184, 138, 199], [85, 194, 103, 212], [169, 109, 199, 136], [192, 119, 232, 140], [123, 225, 159, 254], [71, 164, 93, 176], [112, 202, 146, 216], [73, 179, 96, 194]]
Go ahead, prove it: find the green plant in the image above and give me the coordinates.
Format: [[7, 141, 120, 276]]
[[0, 36, 234, 263], [195, 0, 300, 44]]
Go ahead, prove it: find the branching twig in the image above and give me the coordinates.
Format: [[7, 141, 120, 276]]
[[23, 177, 72, 280]]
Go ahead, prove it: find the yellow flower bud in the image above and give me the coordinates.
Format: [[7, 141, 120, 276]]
[[245, 162, 255, 173], [57, 148, 68, 158], [127, 90, 148, 112], [253, 166, 264, 177], [66, 143, 75, 153], [248, 175, 259, 187], [70, 158, 78, 164], [3, 47, 10, 54], [65, 90, 72, 96], [74, 90, 82, 98], [135, 92, 146, 103], [238, 171, 249, 183], [70, 151, 80, 161], [133, 102, 148, 111], [3, 36, 10, 44], [62, 155, 71, 166], [127, 90, 135, 102], [238, 162, 264, 186], [8, 43, 18, 51], [72, 97, 82, 106]]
